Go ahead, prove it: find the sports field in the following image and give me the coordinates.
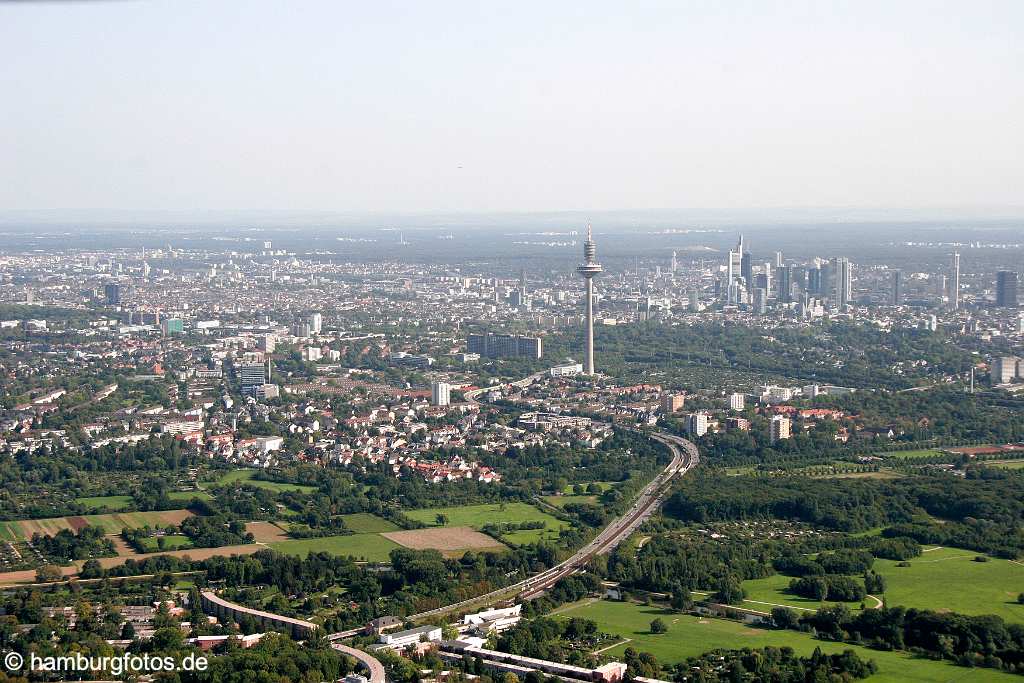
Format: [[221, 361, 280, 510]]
[[403, 502, 567, 544], [268, 534, 400, 562], [0, 509, 193, 541], [555, 600, 1017, 683], [211, 469, 318, 493]]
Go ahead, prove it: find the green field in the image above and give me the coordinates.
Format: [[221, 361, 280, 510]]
[[212, 469, 318, 493], [876, 547, 1024, 622], [0, 510, 192, 541], [76, 495, 132, 512], [740, 573, 865, 614], [403, 503, 568, 544], [269, 534, 399, 562], [561, 482, 614, 494], [543, 495, 597, 508], [878, 449, 944, 460], [339, 513, 400, 533], [989, 460, 1024, 470], [167, 490, 214, 502], [741, 547, 1024, 623], [556, 600, 1017, 683], [137, 535, 192, 552]]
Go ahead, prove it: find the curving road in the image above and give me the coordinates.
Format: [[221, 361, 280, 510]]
[[332, 642, 387, 683]]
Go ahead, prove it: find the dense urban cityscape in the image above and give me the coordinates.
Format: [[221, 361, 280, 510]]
[[3, 0, 1024, 681], [0, 218, 1021, 682]]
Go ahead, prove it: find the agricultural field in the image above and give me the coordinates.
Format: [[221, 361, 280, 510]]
[[75, 495, 132, 512], [339, 513, 400, 533], [245, 521, 290, 543], [403, 503, 568, 545], [554, 599, 1017, 683], [268, 534, 400, 562], [208, 469, 318, 493], [382, 527, 507, 556], [0, 509, 193, 541]]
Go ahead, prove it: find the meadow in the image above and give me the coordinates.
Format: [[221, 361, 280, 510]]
[[555, 600, 1018, 683], [740, 546, 1023, 623], [210, 469, 318, 493], [268, 534, 400, 562], [75, 495, 133, 512], [403, 502, 567, 544]]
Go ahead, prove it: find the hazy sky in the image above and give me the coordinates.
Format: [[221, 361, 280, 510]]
[[1, 0, 1022, 214]]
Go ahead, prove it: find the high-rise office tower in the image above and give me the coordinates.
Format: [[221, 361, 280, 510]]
[[740, 252, 753, 290], [997, 271, 1019, 307], [775, 251, 783, 268], [104, 283, 121, 305], [892, 270, 903, 305], [577, 225, 603, 375], [951, 253, 961, 309], [834, 258, 852, 307], [670, 250, 678, 274], [309, 312, 323, 334], [777, 266, 793, 303]]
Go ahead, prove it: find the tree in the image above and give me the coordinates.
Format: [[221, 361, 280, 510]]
[[435, 513, 450, 527], [714, 575, 746, 605], [650, 618, 668, 634], [771, 607, 800, 630], [670, 587, 694, 612], [36, 565, 63, 583]]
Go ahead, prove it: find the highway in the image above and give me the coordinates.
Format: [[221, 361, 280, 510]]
[[407, 409, 698, 616]]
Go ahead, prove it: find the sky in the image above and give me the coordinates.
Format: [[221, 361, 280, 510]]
[[1, 0, 1022, 215]]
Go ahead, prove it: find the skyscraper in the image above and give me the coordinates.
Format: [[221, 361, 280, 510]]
[[951, 253, 961, 309], [833, 258, 852, 308], [577, 225, 602, 375], [997, 271, 1019, 308], [777, 266, 793, 304], [892, 270, 903, 305], [104, 283, 121, 305]]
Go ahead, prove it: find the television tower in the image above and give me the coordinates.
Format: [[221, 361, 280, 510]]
[[577, 224, 603, 375]]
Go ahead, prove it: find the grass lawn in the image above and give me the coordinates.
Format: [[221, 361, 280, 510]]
[[561, 482, 614, 494], [543, 495, 597, 508], [988, 460, 1024, 470], [555, 600, 1017, 683], [877, 449, 944, 460], [166, 490, 214, 502], [137, 535, 192, 552], [339, 513, 400, 533], [212, 469, 317, 493], [269, 534, 399, 562], [403, 503, 568, 545], [76, 496, 133, 512], [876, 547, 1024, 623], [740, 574, 864, 613]]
